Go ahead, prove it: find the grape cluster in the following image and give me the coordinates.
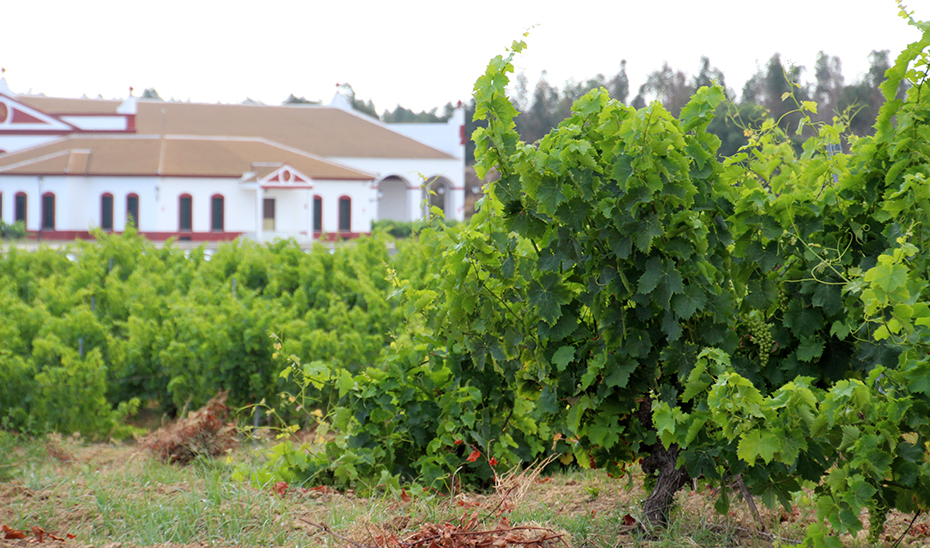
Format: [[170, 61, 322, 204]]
[[868, 501, 889, 543], [744, 313, 775, 367], [776, 291, 789, 312]]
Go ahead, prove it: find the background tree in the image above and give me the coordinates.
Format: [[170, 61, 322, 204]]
[[692, 57, 728, 95], [140, 88, 163, 100], [381, 103, 454, 123], [606, 60, 630, 103], [813, 51, 844, 124], [514, 71, 564, 143], [337, 83, 379, 118], [282, 94, 318, 105], [635, 62, 694, 117], [837, 50, 893, 137]]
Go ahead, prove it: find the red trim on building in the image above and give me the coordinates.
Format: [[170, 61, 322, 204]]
[[24, 230, 243, 242], [0, 128, 135, 136], [11, 109, 45, 124], [259, 184, 314, 189], [313, 231, 368, 241], [0, 171, 369, 180], [24, 230, 373, 243]]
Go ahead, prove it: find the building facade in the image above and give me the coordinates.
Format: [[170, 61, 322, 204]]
[[0, 78, 465, 242]]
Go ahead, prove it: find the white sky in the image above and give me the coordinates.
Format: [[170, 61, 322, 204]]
[[1, 1, 924, 113]]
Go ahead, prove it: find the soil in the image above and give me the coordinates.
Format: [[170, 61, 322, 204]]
[[3, 441, 930, 548]]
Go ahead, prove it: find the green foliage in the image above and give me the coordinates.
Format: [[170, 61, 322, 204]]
[[470, 36, 742, 479], [279, 23, 930, 540], [293, 13, 930, 543], [5, 15, 930, 548], [1, 220, 26, 239], [653, 15, 930, 545], [372, 219, 418, 239], [0, 230, 425, 439]]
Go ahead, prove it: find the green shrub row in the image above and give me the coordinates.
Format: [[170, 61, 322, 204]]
[[0, 228, 428, 438]]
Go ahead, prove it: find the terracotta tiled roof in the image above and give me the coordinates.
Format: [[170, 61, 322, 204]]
[[15, 96, 121, 115], [16, 96, 454, 160], [0, 135, 374, 179]]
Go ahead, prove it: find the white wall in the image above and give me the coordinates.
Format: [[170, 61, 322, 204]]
[[0, 175, 40, 229], [311, 179, 377, 235], [386, 106, 465, 160], [0, 173, 380, 240]]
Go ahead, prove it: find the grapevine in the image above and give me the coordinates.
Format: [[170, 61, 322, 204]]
[[868, 498, 890, 544]]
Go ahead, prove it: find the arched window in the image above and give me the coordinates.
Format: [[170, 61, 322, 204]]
[[338, 196, 351, 232], [101, 193, 114, 231], [179, 194, 192, 232], [14, 192, 26, 224], [211, 194, 224, 232], [313, 195, 322, 232], [126, 193, 139, 228], [41, 192, 55, 230]]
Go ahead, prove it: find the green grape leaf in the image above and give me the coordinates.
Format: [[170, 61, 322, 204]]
[[737, 429, 780, 464], [536, 176, 564, 214], [797, 337, 825, 362], [864, 263, 908, 293], [638, 258, 664, 294], [551, 345, 576, 371], [633, 214, 664, 253], [671, 285, 707, 320], [529, 272, 573, 326], [604, 355, 638, 388]]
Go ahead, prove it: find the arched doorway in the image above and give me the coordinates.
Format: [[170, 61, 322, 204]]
[[377, 176, 409, 222], [423, 176, 452, 219]]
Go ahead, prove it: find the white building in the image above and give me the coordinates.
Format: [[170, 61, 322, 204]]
[[0, 78, 465, 242]]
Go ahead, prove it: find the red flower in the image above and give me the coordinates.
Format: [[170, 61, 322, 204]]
[[489, 457, 498, 466], [466, 449, 481, 462], [454, 439, 463, 446]]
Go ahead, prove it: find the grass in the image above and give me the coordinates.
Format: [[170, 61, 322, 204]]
[[2, 434, 929, 547]]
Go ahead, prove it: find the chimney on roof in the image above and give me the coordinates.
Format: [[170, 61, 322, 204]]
[[329, 91, 353, 111], [118, 89, 138, 132], [66, 149, 91, 175], [117, 95, 137, 115]]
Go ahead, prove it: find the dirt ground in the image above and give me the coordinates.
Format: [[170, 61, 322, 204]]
[[3, 441, 930, 548]]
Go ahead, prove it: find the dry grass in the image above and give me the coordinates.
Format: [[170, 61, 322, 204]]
[[3, 436, 930, 548]]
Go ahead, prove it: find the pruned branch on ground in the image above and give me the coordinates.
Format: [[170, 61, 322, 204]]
[[139, 391, 237, 464]]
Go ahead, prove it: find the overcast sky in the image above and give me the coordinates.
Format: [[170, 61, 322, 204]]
[[1, 1, 924, 113]]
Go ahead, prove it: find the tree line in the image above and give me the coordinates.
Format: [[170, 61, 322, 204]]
[[138, 48, 897, 165], [340, 49, 897, 163], [508, 50, 897, 157]]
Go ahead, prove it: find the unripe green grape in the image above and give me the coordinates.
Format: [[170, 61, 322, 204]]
[[744, 313, 774, 367], [868, 501, 889, 543], [776, 291, 789, 313]]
